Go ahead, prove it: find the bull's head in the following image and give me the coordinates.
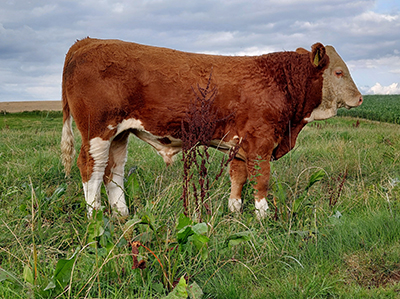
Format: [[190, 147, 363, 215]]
[[300, 43, 363, 122]]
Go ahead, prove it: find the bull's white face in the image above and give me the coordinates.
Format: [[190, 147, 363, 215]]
[[305, 46, 363, 122]]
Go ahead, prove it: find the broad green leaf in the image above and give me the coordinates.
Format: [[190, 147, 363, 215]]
[[306, 169, 325, 191], [199, 246, 209, 261], [292, 194, 306, 214], [177, 226, 193, 245], [0, 268, 23, 286], [189, 234, 209, 260], [189, 234, 209, 248], [188, 281, 203, 299], [44, 280, 56, 291], [23, 265, 34, 284], [141, 214, 156, 231], [127, 169, 141, 196], [225, 231, 251, 248], [152, 282, 166, 294], [87, 210, 105, 244], [163, 276, 188, 299], [45, 246, 80, 290], [176, 213, 192, 231], [96, 247, 108, 257], [191, 223, 207, 235]]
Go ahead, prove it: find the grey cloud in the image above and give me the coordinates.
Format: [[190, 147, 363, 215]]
[[0, 0, 399, 101]]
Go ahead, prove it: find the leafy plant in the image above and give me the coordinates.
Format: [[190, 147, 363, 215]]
[[44, 246, 80, 292], [124, 211, 208, 295], [270, 167, 326, 231]]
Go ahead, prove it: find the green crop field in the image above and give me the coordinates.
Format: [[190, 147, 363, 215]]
[[338, 94, 400, 124], [0, 96, 400, 298]]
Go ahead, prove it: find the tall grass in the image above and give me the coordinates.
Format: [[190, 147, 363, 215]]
[[0, 100, 400, 298]]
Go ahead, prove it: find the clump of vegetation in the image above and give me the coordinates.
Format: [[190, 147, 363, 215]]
[[0, 96, 400, 298]]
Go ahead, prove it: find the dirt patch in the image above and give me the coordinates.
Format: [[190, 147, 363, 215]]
[[345, 252, 400, 288], [0, 101, 62, 113]]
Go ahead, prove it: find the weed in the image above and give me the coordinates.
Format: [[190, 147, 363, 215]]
[[181, 70, 238, 221]]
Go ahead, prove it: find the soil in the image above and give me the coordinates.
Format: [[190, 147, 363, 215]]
[[0, 101, 62, 113]]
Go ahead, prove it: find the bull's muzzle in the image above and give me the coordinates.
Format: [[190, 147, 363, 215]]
[[344, 95, 363, 109], [357, 95, 363, 106]]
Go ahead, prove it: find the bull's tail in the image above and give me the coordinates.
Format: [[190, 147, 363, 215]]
[[61, 88, 75, 177]]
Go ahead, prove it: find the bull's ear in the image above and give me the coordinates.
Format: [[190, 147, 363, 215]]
[[310, 43, 328, 68], [296, 47, 309, 55]]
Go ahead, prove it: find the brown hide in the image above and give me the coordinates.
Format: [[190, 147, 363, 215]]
[[63, 38, 326, 155]]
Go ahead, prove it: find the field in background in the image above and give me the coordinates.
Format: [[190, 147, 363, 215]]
[[0, 95, 399, 298], [338, 94, 400, 124], [0, 101, 61, 113]]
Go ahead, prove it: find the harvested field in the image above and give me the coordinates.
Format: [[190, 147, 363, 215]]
[[0, 100, 61, 113]]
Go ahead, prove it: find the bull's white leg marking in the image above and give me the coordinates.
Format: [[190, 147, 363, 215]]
[[255, 198, 269, 220], [228, 198, 242, 213], [106, 177, 128, 217], [85, 137, 111, 218], [105, 136, 129, 217]]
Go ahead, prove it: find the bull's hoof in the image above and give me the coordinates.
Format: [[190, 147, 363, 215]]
[[112, 206, 129, 219], [228, 198, 242, 213], [255, 198, 269, 220]]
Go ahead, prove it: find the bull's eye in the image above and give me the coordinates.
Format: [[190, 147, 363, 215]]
[[335, 70, 343, 77]]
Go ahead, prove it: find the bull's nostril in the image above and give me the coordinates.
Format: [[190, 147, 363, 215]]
[[359, 96, 363, 105]]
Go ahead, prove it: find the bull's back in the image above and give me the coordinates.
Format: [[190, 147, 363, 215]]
[[63, 38, 257, 135], [64, 38, 254, 102]]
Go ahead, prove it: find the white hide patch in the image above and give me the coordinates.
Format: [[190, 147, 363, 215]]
[[228, 198, 242, 213], [83, 137, 111, 218], [304, 107, 337, 123], [116, 118, 145, 135], [83, 175, 103, 218], [255, 198, 269, 220], [105, 135, 129, 217], [106, 180, 129, 217], [89, 137, 111, 172]]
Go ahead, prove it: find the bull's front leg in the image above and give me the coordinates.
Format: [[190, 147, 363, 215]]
[[247, 157, 271, 219], [228, 154, 271, 219], [228, 157, 248, 213]]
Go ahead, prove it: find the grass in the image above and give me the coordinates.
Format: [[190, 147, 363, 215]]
[[0, 95, 400, 298]]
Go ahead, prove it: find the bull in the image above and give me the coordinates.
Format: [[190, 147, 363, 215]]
[[61, 38, 362, 218]]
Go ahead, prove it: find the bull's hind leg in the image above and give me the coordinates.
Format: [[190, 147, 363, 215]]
[[78, 137, 111, 218], [103, 131, 129, 217], [228, 158, 248, 213]]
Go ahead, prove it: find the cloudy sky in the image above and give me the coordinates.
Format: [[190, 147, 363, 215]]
[[1, 0, 399, 102]]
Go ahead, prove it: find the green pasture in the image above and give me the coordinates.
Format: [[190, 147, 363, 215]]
[[0, 95, 399, 298]]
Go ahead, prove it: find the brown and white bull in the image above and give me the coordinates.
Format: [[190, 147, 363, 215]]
[[61, 38, 362, 219]]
